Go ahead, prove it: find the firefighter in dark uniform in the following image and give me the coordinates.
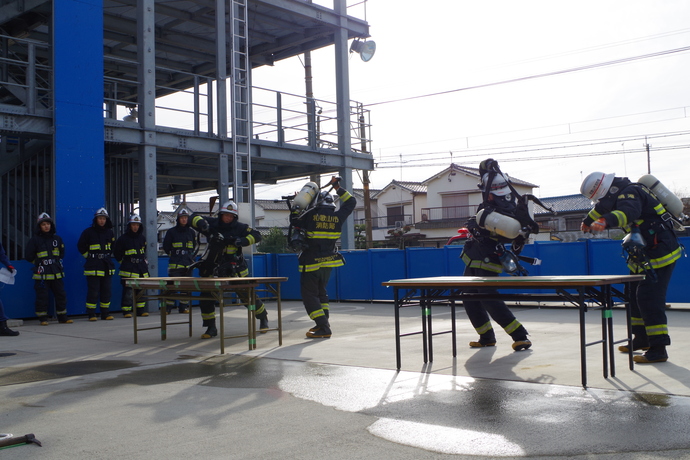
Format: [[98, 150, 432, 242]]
[[191, 200, 268, 339], [162, 207, 196, 314], [290, 176, 356, 339], [114, 213, 150, 317], [77, 207, 116, 321], [25, 212, 71, 325], [581, 172, 682, 363], [460, 160, 532, 351]]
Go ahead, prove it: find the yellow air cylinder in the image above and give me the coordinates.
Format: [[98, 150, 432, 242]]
[[292, 182, 319, 213]]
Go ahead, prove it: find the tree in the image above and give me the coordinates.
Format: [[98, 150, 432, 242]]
[[257, 227, 289, 253], [355, 223, 367, 249], [387, 225, 412, 249]]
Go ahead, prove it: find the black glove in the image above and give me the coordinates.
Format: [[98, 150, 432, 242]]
[[235, 238, 244, 247], [209, 231, 224, 244], [196, 218, 209, 235]]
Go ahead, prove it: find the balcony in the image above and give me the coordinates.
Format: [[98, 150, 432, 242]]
[[417, 205, 478, 229], [355, 215, 413, 230]]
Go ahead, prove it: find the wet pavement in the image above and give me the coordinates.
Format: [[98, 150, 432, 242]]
[[2, 301, 690, 459]]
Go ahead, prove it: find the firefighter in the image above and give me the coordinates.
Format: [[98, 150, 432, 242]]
[[580, 172, 682, 363], [162, 207, 196, 313], [77, 208, 116, 321], [114, 213, 150, 317], [191, 200, 268, 339], [460, 159, 532, 351], [289, 176, 356, 339], [25, 212, 71, 325]]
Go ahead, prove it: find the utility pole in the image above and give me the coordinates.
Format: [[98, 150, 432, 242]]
[[645, 136, 651, 174], [359, 105, 373, 248]]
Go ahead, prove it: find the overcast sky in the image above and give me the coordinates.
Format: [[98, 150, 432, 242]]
[[247, 0, 690, 201]]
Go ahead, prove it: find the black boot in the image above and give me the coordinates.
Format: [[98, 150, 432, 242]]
[[101, 308, 114, 320], [38, 316, 49, 326], [634, 346, 668, 363], [0, 320, 19, 336], [57, 314, 73, 324], [258, 313, 269, 334], [201, 319, 217, 339], [470, 331, 496, 348], [88, 310, 98, 322]]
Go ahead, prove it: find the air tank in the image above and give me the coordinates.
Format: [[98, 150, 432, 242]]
[[476, 208, 522, 239], [638, 174, 684, 218], [292, 181, 319, 213]]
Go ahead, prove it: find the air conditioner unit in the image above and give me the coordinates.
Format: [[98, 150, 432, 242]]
[[395, 221, 405, 228]]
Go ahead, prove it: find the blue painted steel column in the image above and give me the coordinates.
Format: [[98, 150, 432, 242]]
[[53, 0, 104, 315]]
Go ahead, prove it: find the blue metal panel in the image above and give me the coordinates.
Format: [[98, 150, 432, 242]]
[[275, 253, 301, 299], [336, 250, 372, 301], [53, 0, 105, 316], [668, 237, 690, 303], [406, 248, 448, 279], [588, 239, 628, 276], [370, 249, 406, 301], [444, 246, 465, 276]]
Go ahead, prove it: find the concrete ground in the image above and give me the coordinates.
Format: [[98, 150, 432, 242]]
[[2, 300, 690, 459]]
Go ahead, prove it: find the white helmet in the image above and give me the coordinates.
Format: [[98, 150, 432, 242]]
[[177, 207, 190, 217], [37, 212, 52, 223], [581, 172, 615, 202], [219, 200, 239, 216], [480, 173, 511, 197], [128, 213, 142, 224], [95, 207, 109, 217]]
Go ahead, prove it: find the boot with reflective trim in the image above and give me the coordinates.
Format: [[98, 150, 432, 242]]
[[101, 309, 114, 321], [201, 319, 217, 339], [618, 336, 650, 353], [512, 338, 532, 351], [57, 314, 73, 324], [88, 311, 98, 322], [633, 346, 668, 363], [469, 332, 496, 348], [306, 324, 332, 339], [259, 316, 269, 334]]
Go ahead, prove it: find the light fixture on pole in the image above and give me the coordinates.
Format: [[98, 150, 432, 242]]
[[349, 39, 376, 62]]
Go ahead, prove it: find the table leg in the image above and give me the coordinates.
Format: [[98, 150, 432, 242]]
[[160, 299, 167, 341], [605, 285, 615, 378], [276, 283, 283, 346], [421, 296, 429, 363], [578, 287, 587, 388], [219, 291, 225, 355], [249, 288, 256, 351], [451, 299, 457, 358], [395, 288, 402, 370], [133, 288, 140, 344], [624, 282, 634, 370], [426, 294, 433, 363]]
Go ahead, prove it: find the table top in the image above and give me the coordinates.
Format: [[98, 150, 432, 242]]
[[382, 275, 645, 288], [125, 276, 288, 290]]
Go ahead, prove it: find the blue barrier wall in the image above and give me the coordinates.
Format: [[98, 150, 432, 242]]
[[4, 238, 690, 318]]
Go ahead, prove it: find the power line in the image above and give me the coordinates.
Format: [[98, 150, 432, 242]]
[[364, 46, 690, 107]]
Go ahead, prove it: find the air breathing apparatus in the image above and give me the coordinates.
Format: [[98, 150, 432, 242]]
[[638, 174, 688, 231], [476, 159, 555, 275], [621, 224, 657, 282], [280, 176, 342, 252]]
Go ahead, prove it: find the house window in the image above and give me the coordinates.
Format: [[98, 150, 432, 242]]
[[387, 205, 404, 226], [441, 194, 469, 219], [565, 217, 581, 231]]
